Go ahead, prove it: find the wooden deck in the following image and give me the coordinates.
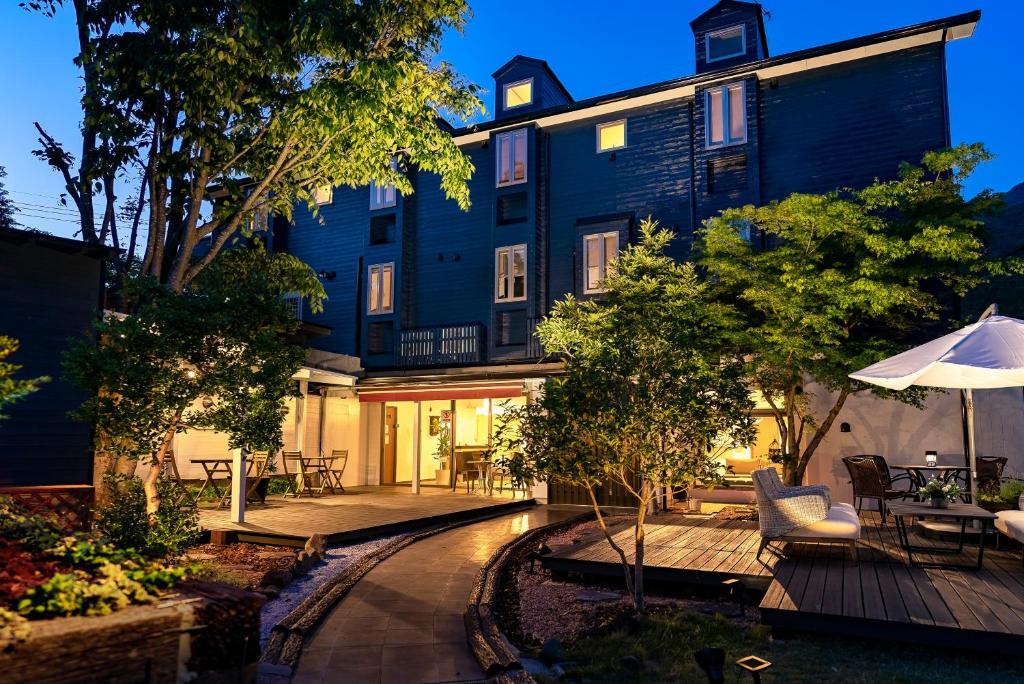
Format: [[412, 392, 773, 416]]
[[199, 485, 532, 546], [542, 514, 777, 590], [542, 510, 1024, 654]]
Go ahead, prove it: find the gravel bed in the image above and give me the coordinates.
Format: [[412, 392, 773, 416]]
[[259, 535, 404, 646]]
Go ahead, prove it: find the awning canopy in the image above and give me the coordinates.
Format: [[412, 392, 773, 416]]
[[292, 366, 358, 387], [357, 381, 526, 403]]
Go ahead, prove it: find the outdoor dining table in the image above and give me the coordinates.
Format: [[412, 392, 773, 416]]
[[890, 464, 969, 492], [888, 500, 996, 570], [190, 455, 271, 509], [283, 454, 337, 497]]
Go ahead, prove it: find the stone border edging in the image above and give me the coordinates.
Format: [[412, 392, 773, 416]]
[[259, 499, 538, 674], [464, 511, 595, 681]]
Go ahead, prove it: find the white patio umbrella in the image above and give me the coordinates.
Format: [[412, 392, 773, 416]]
[[849, 305, 1024, 500]]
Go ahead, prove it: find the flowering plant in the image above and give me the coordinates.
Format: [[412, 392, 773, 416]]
[[920, 478, 962, 503]]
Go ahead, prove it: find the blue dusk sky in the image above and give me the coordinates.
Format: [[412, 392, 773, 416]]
[[0, 0, 1019, 239]]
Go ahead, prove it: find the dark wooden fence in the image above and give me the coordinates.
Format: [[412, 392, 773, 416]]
[[397, 323, 483, 367], [0, 484, 95, 532]]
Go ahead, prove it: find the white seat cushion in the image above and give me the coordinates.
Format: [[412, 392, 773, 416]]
[[786, 502, 861, 540], [996, 510, 1024, 543]]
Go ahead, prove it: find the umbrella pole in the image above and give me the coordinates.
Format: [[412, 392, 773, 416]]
[[963, 388, 977, 504]]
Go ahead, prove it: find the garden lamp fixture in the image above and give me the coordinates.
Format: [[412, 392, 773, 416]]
[[736, 655, 772, 683]]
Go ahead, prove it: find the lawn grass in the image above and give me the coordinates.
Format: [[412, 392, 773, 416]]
[[548, 607, 1024, 683]]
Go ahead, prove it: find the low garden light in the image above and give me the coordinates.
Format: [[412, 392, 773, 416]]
[[693, 647, 725, 684], [528, 542, 552, 573], [736, 655, 772, 683], [720, 578, 746, 616]]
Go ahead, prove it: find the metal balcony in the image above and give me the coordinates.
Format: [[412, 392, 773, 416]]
[[397, 323, 484, 367]]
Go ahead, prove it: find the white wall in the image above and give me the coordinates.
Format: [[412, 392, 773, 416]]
[[804, 383, 1024, 503]]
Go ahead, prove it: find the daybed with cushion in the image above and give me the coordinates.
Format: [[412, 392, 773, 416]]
[[996, 505, 1024, 565], [752, 467, 861, 561]]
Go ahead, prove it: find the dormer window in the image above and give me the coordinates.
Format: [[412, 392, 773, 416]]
[[706, 25, 746, 63], [705, 82, 747, 148], [503, 78, 533, 110]]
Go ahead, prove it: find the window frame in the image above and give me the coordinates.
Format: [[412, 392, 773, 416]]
[[313, 185, 333, 206], [704, 81, 747, 149], [369, 181, 397, 210], [595, 119, 628, 153], [582, 231, 619, 294], [495, 128, 528, 187], [503, 78, 534, 110], [705, 24, 747, 64], [366, 262, 394, 315], [494, 244, 528, 303]]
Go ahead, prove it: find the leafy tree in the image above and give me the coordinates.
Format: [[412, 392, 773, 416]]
[[64, 245, 325, 519], [25, 0, 479, 290], [0, 336, 47, 420], [696, 144, 1010, 485], [0, 166, 18, 230], [493, 221, 754, 612]]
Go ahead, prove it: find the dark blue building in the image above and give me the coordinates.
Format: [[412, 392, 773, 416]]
[[284, 1, 978, 378]]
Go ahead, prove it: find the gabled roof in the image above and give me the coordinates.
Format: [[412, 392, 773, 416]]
[[690, 0, 769, 58], [491, 55, 573, 102], [452, 10, 979, 139], [0, 226, 117, 260]]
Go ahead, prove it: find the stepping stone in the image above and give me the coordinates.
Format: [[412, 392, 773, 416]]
[[576, 590, 621, 603]]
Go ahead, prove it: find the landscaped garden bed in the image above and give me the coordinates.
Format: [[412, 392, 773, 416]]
[[492, 510, 1024, 683]]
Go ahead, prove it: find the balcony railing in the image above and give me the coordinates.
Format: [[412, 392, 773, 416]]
[[397, 323, 483, 367], [526, 316, 544, 359]]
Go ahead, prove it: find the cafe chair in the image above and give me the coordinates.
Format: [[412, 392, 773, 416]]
[[843, 455, 914, 522]]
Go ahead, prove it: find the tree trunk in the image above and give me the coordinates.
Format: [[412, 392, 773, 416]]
[[585, 482, 636, 605], [793, 386, 851, 485], [634, 521, 645, 613], [143, 420, 179, 523]]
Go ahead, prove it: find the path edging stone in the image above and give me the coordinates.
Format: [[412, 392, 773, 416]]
[[464, 511, 595, 682]]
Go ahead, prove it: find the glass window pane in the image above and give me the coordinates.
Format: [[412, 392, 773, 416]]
[[504, 80, 533, 109], [708, 25, 744, 61], [368, 267, 380, 312], [381, 266, 393, 311], [498, 135, 511, 185], [708, 90, 724, 144], [513, 130, 527, 181], [598, 121, 625, 151], [729, 85, 746, 141], [604, 234, 618, 273], [513, 247, 526, 298], [497, 251, 508, 299]]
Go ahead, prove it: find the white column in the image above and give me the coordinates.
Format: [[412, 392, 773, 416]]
[[412, 401, 421, 495], [296, 380, 308, 455], [230, 447, 247, 523]]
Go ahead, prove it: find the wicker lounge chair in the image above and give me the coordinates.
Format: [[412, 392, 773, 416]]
[[752, 467, 860, 562]]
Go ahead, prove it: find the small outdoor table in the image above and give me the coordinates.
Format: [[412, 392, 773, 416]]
[[283, 454, 331, 497], [467, 459, 493, 495], [190, 457, 234, 503], [888, 501, 996, 570]]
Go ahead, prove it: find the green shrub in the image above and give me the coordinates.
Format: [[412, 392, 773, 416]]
[[266, 477, 292, 496], [95, 474, 201, 558], [977, 479, 1024, 505]]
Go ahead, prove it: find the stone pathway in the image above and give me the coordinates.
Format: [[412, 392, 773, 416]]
[[292, 507, 574, 684]]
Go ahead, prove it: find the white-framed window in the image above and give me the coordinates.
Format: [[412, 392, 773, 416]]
[[596, 120, 627, 152], [282, 293, 303, 321], [705, 82, 747, 148], [313, 185, 333, 206], [369, 158, 399, 210], [503, 78, 533, 110], [495, 244, 527, 302], [583, 232, 619, 294], [495, 128, 528, 187], [369, 181, 396, 210], [367, 263, 394, 315], [706, 25, 746, 63]]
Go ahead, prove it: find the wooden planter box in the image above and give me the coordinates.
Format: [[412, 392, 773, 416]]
[[979, 501, 1018, 513], [0, 581, 263, 683]]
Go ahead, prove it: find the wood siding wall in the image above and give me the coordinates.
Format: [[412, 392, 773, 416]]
[[0, 242, 104, 486]]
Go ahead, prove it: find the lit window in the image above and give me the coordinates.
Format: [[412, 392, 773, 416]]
[[503, 78, 533, 109], [495, 245, 527, 302], [496, 129, 528, 187], [596, 120, 627, 152], [367, 263, 394, 314], [583, 232, 619, 294], [706, 25, 746, 63], [705, 82, 746, 148], [313, 185, 333, 206]]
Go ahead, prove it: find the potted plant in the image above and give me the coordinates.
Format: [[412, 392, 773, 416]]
[[433, 422, 452, 485], [977, 479, 1024, 513], [919, 477, 961, 509]]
